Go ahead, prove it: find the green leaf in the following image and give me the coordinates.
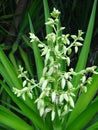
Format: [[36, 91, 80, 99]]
[[72, 0, 97, 88], [86, 122, 98, 130], [43, 0, 52, 35], [19, 46, 33, 76], [67, 97, 98, 130], [67, 72, 98, 128], [0, 106, 33, 130], [67, 0, 98, 126], [0, 47, 22, 89], [28, 14, 43, 80], [1, 82, 49, 130], [0, 48, 38, 112]]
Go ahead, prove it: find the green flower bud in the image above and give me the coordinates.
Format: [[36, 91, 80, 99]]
[[67, 81, 73, 89], [75, 42, 82, 46], [51, 8, 60, 18], [27, 92, 32, 99], [45, 18, 54, 26], [22, 93, 25, 100], [71, 35, 77, 40], [68, 48, 72, 55]]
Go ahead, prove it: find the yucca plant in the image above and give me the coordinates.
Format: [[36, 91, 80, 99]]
[[0, 0, 98, 130]]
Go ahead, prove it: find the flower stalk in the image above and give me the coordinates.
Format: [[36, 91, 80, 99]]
[[13, 8, 98, 121]]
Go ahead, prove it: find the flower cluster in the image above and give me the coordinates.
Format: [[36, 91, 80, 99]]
[[13, 65, 40, 100], [13, 8, 98, 121]]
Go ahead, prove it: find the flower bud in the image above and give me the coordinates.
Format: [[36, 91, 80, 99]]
[[52, 91, 56, 103], [61, 78, 66, 89], [51, 110, 55, 121]]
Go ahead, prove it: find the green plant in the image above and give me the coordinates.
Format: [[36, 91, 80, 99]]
[[0, 0, 98, 130], [13, 7, 98, 122]]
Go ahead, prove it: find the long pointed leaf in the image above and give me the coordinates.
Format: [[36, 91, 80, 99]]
[[67, 72, 98, 127], [72, 0, 97, 88], [0, 48, 38, 112], [0, 106, 33, 130], [1, 82, 49, 130], [67, 0, 98, 126], [19, 46, 33, 76], [28, 14, 43, 80], [0, 47, 22, 88], [43, 0, 52, 35], [67, 97, 98, 130], [86, 122, 98, 130]]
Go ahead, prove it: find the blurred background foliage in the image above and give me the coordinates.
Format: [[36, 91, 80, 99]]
[[0, 0, 98, 129]]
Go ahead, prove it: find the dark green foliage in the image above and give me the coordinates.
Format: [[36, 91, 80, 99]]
[[0, 0, 98, 130]]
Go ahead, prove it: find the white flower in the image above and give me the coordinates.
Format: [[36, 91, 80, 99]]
[[17, 92, 21, 97], [44, 108, 52, 116], [81, 75, 86, 83], [29, 33, 39, 42], [64, 93, 68, 102], [63, 46, 67, 55], [82, 86, 87, 93], [75, 46, 78, 53], [38, 43, 45, 48], [87, 77, 92, 84], [66, 57, 70, 66], [55, 45, 59, 52], [69, 96, 74, 108], [42, 67, 47, 75], [48, 67, 54, 76], [67, 81, 73, 89], [71, 35, 77, 40], [22, 93, 25, 100], [23, 80, 27, 87], [52, 91, 56, 103], [78, 30, 84, 36], [42, 80, 48, 90], [78, 37, 84, 41], [75, 42, 82, 46], [64, 73, 69, 79], [61, 78, 66, 89], [41, 46, 49, 56], [86, 66, 97, 73], [51, 110, 55, 121], [40, 107, 44, 116], [37, 99, 44, 110], [46, 33, 56, 43], [27, 92, 32, 99], [45, 18, 54, 26], [59, 94, 64, 103], [62, 34, 70, 45]]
